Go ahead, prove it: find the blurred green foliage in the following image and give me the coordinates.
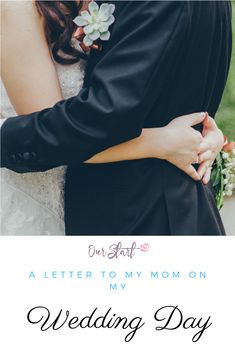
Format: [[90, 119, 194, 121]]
[[216, 1, 235, 140]]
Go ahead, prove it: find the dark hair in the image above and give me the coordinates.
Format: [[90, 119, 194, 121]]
[[35, 1, 86, 65]]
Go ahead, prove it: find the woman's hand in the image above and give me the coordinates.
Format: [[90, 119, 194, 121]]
[[86, 111, 222, 186], [156, 112, 209, 180], [197, 114, 224, 184]]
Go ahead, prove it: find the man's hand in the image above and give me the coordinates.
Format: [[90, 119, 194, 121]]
[[198, 113, 224, 184]]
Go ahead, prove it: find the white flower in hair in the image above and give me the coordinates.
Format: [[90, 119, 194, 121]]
[[73, 1, 115, 47]]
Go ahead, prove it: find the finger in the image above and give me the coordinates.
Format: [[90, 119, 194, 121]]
[[199, 141, 210, 153], [203, 115, 217, 135], [198, 161, 211, 179], [184, 165, 201, 181], [202, 167, 212, 185], [189, 153, 199, 164], [202, 112, 209, 136], [194, 155, 199, 164], [198, 150, 212, 163], [188, 112, 206, 127], [178, 112, 206, 126]]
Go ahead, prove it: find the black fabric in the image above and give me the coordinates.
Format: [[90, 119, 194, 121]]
[[1, 1, 232, 235]]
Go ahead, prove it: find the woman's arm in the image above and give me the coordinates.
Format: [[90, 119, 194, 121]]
[[88, 113, 225, 185]]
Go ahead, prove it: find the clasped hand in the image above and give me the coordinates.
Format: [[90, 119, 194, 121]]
[[159, 112, 224, 184]]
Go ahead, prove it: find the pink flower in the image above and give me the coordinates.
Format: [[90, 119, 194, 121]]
[[223, 141, 235, 152], [140, 243, 150, 252]]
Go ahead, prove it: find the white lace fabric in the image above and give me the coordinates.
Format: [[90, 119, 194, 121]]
[[0, 50, 86, 235]]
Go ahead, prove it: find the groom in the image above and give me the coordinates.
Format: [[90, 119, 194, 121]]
[[1, 1, 232, 235]]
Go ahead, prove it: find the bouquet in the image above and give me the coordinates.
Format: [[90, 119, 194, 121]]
[[211, 138, 235, 209]]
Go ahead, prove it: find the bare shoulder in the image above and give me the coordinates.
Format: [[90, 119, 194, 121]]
[[1, 1, 62, 115], [1, 0, 42, 24], [1, 0, 46, 48]]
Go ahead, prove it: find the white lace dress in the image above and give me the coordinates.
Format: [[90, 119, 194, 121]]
[[0, 54, 86, 235]]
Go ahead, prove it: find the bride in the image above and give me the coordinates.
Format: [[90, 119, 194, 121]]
[[0, 1, 225, 235]]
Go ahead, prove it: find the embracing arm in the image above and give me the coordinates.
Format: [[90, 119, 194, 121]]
[[0, 0, 162, 165], [2, 2, 220, 180], [1, 0, 185, 168], [1, 1, 189, 172], [0, 0, 193, 168]]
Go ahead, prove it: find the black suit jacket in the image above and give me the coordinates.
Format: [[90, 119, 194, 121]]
[[1, 1, 232, 235]]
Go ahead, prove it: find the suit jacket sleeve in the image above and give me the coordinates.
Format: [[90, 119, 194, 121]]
[[1, 1, 187, 172]]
